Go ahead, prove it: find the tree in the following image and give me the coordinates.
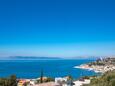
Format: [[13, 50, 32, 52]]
[[40, 69, 43, 83], [9, 75, 17, 86], [0, 75, 17, 86]]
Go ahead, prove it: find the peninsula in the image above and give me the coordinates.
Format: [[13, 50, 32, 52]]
[[74, 57, 115, 73]]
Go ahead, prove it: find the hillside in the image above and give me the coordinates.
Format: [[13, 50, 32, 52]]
[[83, 71, 115, 86]]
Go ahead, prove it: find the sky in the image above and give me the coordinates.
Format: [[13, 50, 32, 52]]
[[0, 0, 115, 58]]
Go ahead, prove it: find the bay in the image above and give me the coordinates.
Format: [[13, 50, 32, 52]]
[[0, 59, 97, 79]]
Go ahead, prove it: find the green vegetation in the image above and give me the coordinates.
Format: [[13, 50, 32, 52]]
[[44, 77, 54, 82], [67, 75, 73, 80], [38, 69, 55, 83], [88, 57, 115, 66], [83, 71, 115, 86], [88, 61, 105, 66], [82, 76, 90, 79], [0, 75, 17, 86]]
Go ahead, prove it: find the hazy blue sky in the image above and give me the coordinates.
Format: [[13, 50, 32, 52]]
[[0, 0, 115, 57]]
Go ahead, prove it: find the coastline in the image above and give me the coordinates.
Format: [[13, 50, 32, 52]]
[[74, 58, 115, 73], [74, 65, 101, 73]]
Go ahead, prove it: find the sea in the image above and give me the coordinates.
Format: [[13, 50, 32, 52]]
[[0, 59, 98, 79]]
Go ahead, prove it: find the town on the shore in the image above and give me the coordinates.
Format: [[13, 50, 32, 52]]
[[74, 57, 115, 73], [0, 57, 115, 86]]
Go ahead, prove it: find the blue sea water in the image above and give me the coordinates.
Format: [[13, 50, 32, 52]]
[[0, 59, 97, 79]]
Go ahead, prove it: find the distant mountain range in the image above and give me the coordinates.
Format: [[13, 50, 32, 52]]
[[0, 56, 101, 60], [8, 56, 63, 60]]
